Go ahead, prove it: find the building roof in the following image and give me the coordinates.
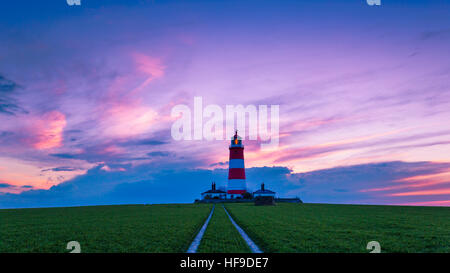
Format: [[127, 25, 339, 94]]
[[253, 189, 276, 194], [202, 189, 226, 194], [202, 181, 226, 194], [253, 183, 275, 194]]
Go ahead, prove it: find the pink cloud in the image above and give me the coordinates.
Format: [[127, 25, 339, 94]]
[[362, 171, 450, 193], [388, 189, 450, 197], [395, 200, 450, 207], [101, 105, 158, 138], [93, 53, 166, 139], [25, 111, 67, 150], [100, 165, 126, 172], [132, 53, 165, 79]]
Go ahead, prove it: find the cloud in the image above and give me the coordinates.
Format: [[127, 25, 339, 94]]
[[100, 105, 158, 138], [0, 99, 27, 116], [100, 164, 127, 172], [420, 28, 450, 40], [209, 161, 228, 167], [120, 138, 168, 146], [0, 131, 15, 145], [0, 74, 28, 116], [132, 53, 165, 81], [273, 129, 450, 165], [42, 167, 83, 172], [27, 111, 67, 150], [0, 182, 34, 194], [49, 153, 78, 159], [1, 161, 448, 209], [286, 161, 450, 206], [147, 151, 172, 157], [0, 75, 18, 92]]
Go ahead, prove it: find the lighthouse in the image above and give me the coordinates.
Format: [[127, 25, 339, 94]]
[[227, 130, 246, 199]]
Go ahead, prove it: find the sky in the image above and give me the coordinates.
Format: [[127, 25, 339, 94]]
[[1, 0, 450, 208]]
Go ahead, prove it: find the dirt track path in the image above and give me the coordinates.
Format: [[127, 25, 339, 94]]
[[186, 205, 215, 253], [222, 205, 263, 253]]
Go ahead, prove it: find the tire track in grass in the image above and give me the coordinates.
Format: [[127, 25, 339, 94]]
[[197, 203, 251, 253], [186, 205, 215, 253], [222, 205, 263, 253]]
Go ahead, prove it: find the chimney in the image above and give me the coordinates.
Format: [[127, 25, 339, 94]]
[[212, 182, 216, 191], [261, 183, 265, 191]]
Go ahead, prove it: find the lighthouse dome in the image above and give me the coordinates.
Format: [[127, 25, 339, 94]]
[[230, 131, 243, 148]]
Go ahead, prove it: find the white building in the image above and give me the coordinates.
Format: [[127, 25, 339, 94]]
[[253, 183, 276, 198], [201, 182, 226, 200]]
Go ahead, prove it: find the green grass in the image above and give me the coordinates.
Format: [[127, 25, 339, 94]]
[[0, 204, 212, 253], [197, 206, 251, 253], [225, 203, 450, 253], [1, 203, 448, 253]]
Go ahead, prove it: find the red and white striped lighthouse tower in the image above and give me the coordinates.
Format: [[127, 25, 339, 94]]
[[227, 130, 246, 198]]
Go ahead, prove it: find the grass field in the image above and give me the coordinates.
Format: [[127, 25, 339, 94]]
[[197, 206, 251, 253], [0, 204, 212, 253], [225, 203, 450, 253], [1, 202, 448, 253]]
